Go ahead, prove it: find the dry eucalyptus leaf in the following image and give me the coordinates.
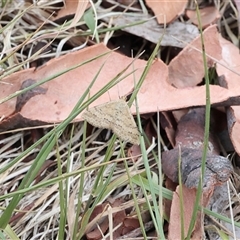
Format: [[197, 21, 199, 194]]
[[145, 0, 188, 24], [0, 44, 146, 130], [186, 6, 221, 29], [175, 108, 220, 154], [132, 59, 240, 115], [99, 8, 199, 48], [1, 42, 240, 131], [217, 36, 240, 155], [86, 203, 109, 240], [53, 0, 90, 21], [168, 185, 213, 240], [168, 25, 222, 88]]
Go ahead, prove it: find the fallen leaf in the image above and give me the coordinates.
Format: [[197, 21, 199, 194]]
[[133, 58, 240, 115], [168, 185, 213, 239], [2, 29, 240, 131], [53, 0, 90, 22], [186, 6, 221, 29], [145, 0, 188, 24], [168, 25, 222, 88], [216, 36, 240, 155], [162, 107, 233, 239], [0, 44, 146, 130], [100, 8, 199, 48], [86, 203, 109, 239], [111, 206, 126, 239], [122, 217, 140, 234], [86, 198, 126, 239], [175, 108, 220, 154]]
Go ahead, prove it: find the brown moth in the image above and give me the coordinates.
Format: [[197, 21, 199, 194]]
[[82, 99, 140, 145]]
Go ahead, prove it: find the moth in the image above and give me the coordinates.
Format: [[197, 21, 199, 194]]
[[82, 99, 140, 145]]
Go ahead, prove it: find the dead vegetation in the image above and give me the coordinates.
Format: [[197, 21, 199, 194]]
[[0, 0, 240, 239]]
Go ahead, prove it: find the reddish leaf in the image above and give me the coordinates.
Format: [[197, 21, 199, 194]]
[[186, 6, 221, 29], [86, 203, 109, 240], [168, 25, 222, 88], [163, 107, 232, 239], [168, 186, 214, 239], [0, 44, 146, 130], [217, 36, 240, 155], [2, 28, 240, 131], [132, 58, 240, 115], [175, 108, 220, 154], [122, 217, 140, 234], [53, 0, 90, 22], [145, 0, 188, 24]]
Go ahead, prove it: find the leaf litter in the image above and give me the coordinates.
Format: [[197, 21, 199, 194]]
[[0, 1, 240, 239]]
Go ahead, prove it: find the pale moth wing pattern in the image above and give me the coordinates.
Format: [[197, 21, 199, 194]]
[[82, 99, 140, 145]]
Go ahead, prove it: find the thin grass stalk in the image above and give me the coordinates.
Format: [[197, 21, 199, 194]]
[[0, 50, 137, 228], [56, 125, 74, 239], [132, 174, 172, 198], [203, 208, 240, 228], [122, 151, 148, 238], [78, 162, 117, 239], [0, 14, 52, 75], [72, 121, 87, 240], [157, 111, 164, 220], [3, 224, 19, 240], [0, 5, 30, 34], [178, 146, 185, 239], [79, 138, 144, 238], [0, 158, 132, 202], [56, 130, 66, 240], [186, 2, 211, 238], [125, 61, 148, 238], [80, 136, 117, 215], [134, 39, 165, 238], [227, 180, 236, 238], [136, 125, 165, 237], [64, 125, 75, 233]]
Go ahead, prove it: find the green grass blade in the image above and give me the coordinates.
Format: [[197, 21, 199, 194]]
[[186, 2, 211, 238], [0, 49, 138, 228]]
